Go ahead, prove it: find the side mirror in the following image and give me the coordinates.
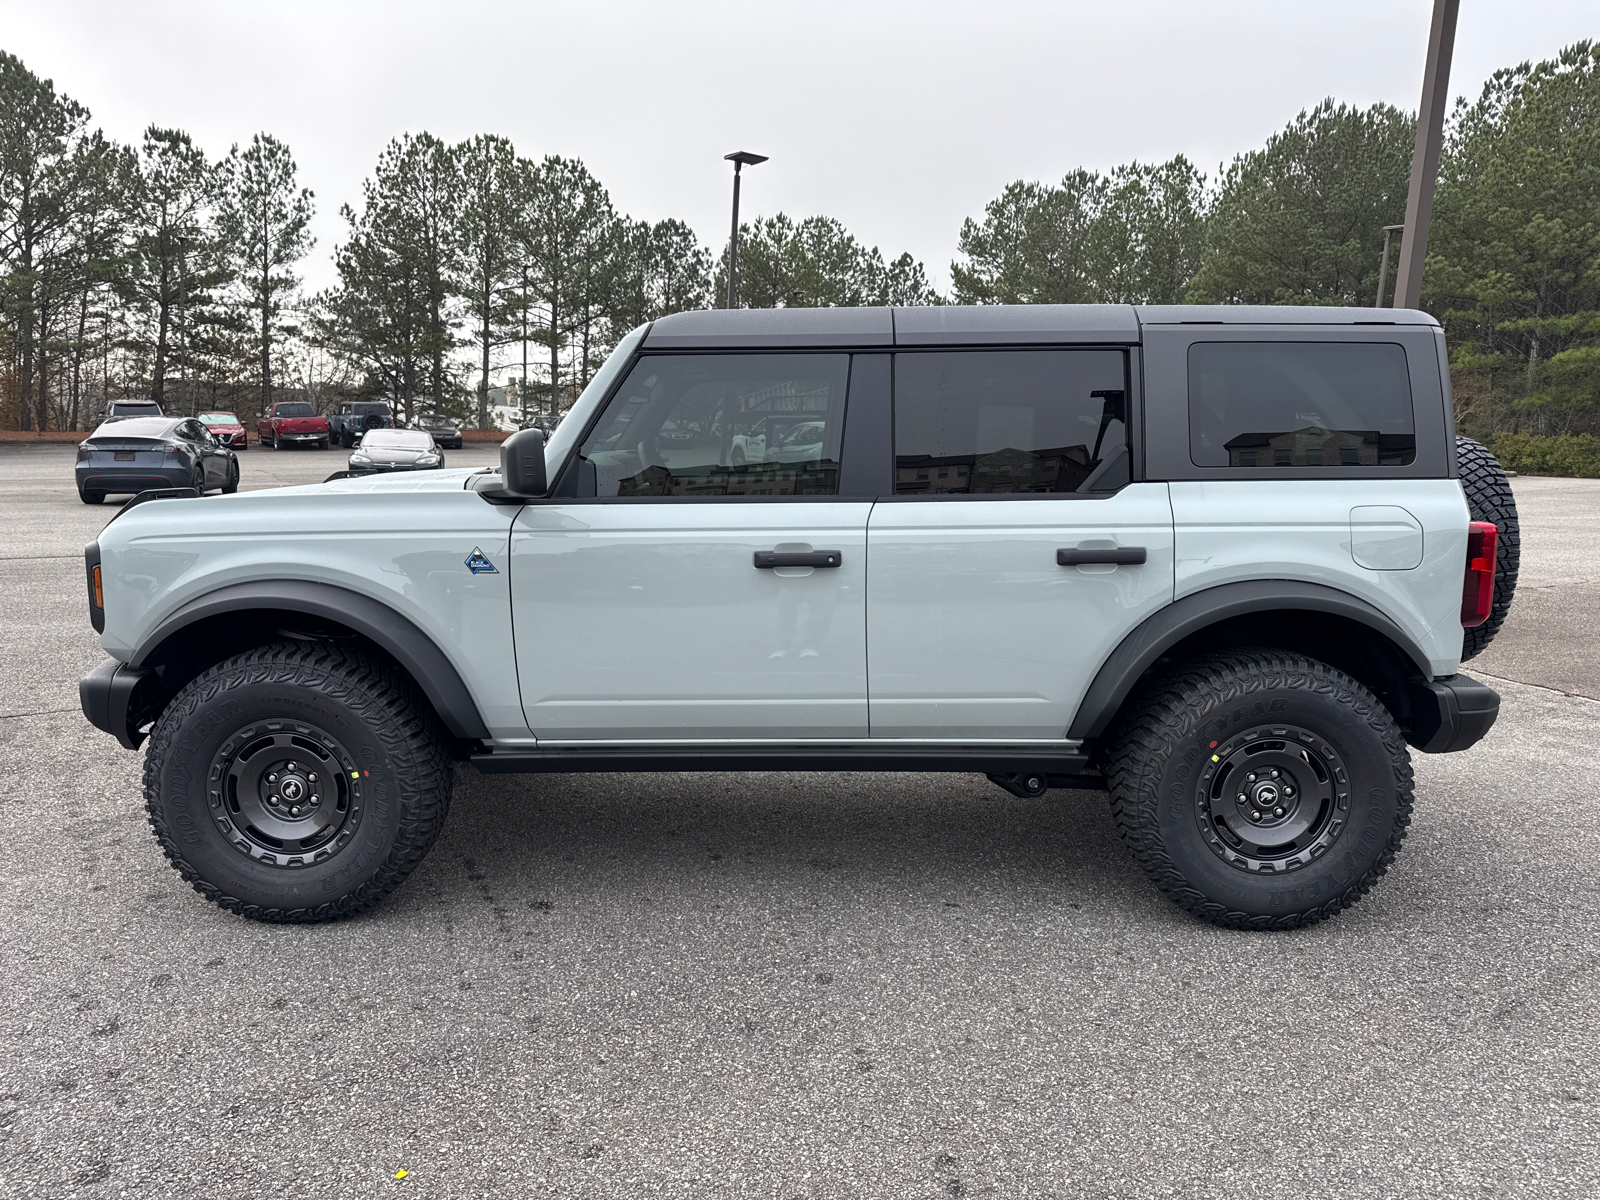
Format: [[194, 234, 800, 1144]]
[[499, 428, 547, 497]]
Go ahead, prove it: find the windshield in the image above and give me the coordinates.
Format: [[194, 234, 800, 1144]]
[[362, 430, 432, 450], [199, 412, 238, 425], [274, 403, 315, 418]]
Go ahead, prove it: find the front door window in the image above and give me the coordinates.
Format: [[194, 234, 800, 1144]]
[[576, 354, 849, 498]]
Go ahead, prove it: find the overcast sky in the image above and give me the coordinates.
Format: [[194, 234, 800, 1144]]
[[2, 0, 1595, 297]]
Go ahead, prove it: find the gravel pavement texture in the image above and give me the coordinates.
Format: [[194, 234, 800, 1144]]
[[1, 445, 1596, 1199]]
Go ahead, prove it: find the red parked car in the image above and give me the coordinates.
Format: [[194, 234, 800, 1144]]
[[198, 410, 248, 449], [257, 401, 330, 450]]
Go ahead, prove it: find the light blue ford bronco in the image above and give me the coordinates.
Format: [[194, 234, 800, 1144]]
[[80, 304, 1518, 929]]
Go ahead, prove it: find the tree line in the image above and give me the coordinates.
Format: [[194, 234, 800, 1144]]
[[2, 41, 1596, 437]]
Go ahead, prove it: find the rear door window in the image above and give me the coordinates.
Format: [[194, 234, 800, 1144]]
[[576, 354, 849, 498], [892, 350, 1129, 494], [1188, 342, 1416, 468]]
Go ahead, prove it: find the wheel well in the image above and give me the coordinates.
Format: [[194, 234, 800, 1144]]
[[1098, 609, 1426, 749], [134, 604, 486, 755]]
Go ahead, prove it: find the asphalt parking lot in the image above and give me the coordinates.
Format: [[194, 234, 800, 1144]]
[[1, 443, 1596, 1199]]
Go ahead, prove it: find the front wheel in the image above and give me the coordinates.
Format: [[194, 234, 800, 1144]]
[[221, 459, 239, 494], [1105, 650, 1413, 930], [143, 642, 453, 922]]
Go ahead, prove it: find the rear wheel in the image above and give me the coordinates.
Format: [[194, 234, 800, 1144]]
[[79, 488, 104, 505], [191, 464, 207, 494], [142, 642, 453, 923], [1105, 650, 1413, 930], [1457, 435, 1520, 660]]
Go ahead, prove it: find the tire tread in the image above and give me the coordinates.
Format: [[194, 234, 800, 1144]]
[[1105, 650, 1414, 931], [142, 640, 452, 924]]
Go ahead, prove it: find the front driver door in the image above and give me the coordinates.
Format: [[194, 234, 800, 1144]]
[[511, 352, 870, 742]]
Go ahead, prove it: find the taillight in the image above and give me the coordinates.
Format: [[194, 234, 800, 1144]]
[[79, 440, 91, 452], [1461, 521, 1498, 627], [164, 442, 183, 456]]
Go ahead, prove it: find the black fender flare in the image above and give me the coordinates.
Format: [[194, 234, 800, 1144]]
[[130, 580, 492, 742], [1066, 580, 1435, 741]]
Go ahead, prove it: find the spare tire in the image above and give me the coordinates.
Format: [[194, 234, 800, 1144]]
[[1457, 435, 1520, 660]]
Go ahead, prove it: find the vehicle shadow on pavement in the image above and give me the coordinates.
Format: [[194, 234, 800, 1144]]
[[408, 766, 1167, 925]]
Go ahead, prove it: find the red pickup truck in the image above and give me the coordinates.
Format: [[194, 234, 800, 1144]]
[[257, 401, 331, 450]]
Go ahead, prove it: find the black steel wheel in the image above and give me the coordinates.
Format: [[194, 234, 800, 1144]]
[[1195, 724, 1349, 874], [143, 641, 453, 922], [208, 721, 364, 867], [1106, 650, 1413, 930]]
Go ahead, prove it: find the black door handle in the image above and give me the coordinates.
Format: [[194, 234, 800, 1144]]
[[754, 550, 842, 568], [1057, 547, 1147, 566]]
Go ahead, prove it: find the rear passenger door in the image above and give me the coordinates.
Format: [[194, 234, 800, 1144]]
[[866, 349, 1175, 739], [178, 419, 223, 486]]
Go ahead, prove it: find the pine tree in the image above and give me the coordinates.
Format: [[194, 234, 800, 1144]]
[[452, 134, 520, 428], [125, 126, 229, 409], [0, 51, 91, 429], [219, 132, 314, 416]]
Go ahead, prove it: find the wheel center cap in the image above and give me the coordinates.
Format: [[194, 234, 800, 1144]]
[[1253, 782, 1280, 807], [279, 777, 306, 803]]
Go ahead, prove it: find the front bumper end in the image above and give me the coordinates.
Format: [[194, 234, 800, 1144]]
[[1407, 674, 1500, 753], [80, 658, 167, 749]]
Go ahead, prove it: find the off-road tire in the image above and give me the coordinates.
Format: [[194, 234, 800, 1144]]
[[79, 489, 104, 505], [1105, 651, 1413, 930], [143, 641, 453, 923], [1456, 435, 1519, 660]]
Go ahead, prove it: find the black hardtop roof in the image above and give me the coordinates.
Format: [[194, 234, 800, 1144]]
[[642, 304, 1438, 349]]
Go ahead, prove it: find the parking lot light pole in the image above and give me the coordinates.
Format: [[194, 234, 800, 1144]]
[[1392, 0, 1460, 310], [724, 151, 768, 309], [1376, 224, 1406, 307]]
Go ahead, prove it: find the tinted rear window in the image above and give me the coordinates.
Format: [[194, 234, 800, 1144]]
[[893, 350, 1128, 494], [90, 418, 179, 440], [274, 403, 315, 418], [1189, 342, 1416, 468]]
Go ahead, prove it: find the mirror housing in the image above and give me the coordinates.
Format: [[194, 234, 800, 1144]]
[[498, 428, 547, 497]]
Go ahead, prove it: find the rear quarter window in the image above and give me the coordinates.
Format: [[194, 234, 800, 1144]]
[[1189, 342, 1415, 468]]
